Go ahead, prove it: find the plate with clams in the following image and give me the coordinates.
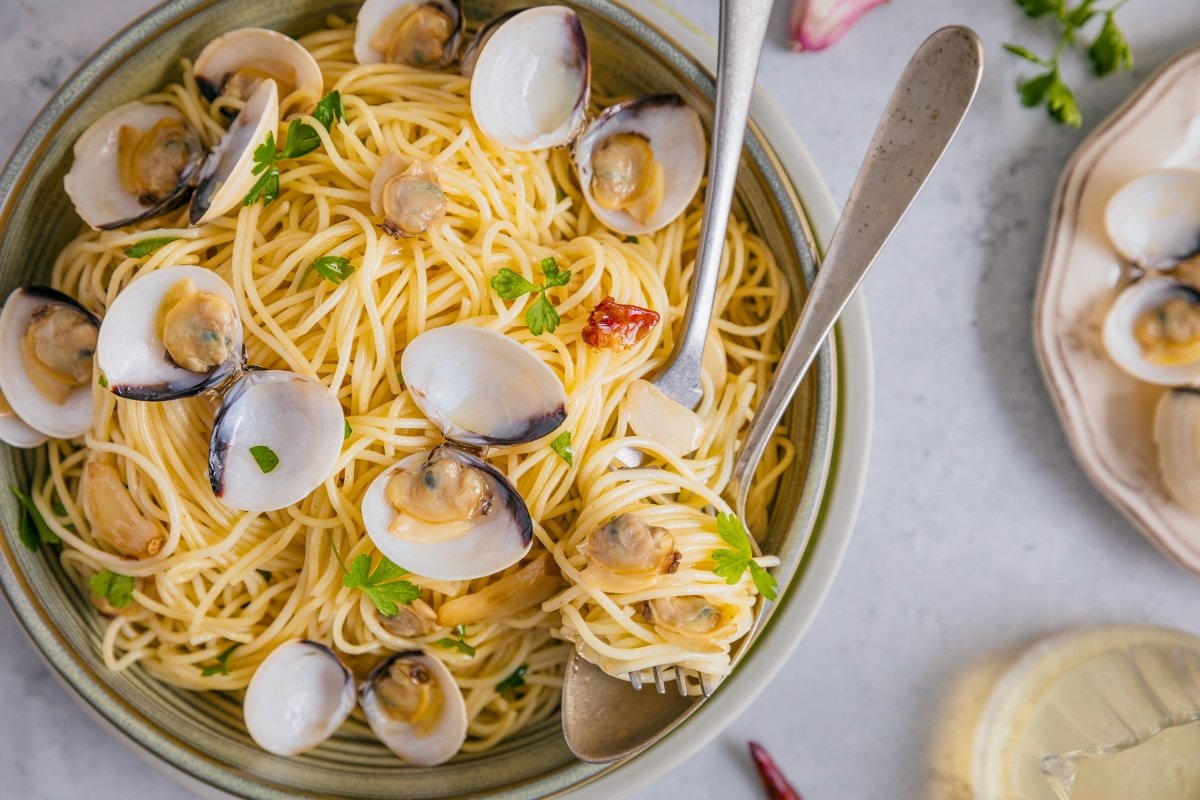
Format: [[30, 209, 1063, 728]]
[[1035, 43, 1200, 572]]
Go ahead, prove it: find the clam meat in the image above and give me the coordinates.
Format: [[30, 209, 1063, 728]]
[[360, 651, 467, 766], [369, 155, 447, 238], [194, 28, 323, 116], [1103, 277, 1200, 386], [643, 595, 737, 654], [354, 0, 465, 68], [577, 513, 679, 593], [243, 640, 356, 756]]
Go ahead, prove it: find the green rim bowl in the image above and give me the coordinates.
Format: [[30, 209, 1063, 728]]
[[0, 0, 872, 797]]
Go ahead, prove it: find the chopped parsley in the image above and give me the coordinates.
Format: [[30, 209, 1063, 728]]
[[88, 568, 135, 609], [300, 255, 355, 287], [243, 113, 327, 207], [248, 445, 279, 473], [435, 624, 476, 657], [123, 236, 180, 258], [202, 643, 241, 677], [550, 430, 573, 466], [710, 512, 778, 601], [490, 257, 572, 335], [496, 664, 528, 696], [313, 90, 346, 131], [11, 486, 59, 551], [327, 531, 420, 615]]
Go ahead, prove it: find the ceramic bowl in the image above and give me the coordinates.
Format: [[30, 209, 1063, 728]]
[[0, 1, 873, 797]]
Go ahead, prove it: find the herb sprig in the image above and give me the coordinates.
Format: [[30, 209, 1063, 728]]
[[202, 643, 242, 677], [550, 430, 573, 466], [1003, 0, 1134, 128], [490, 257, 572, 335], [496, 664, 528, 696], [435, 624, 476, 657], [300, 255, 355, 287], [327, 532, 420, 616], [710, 512, 778, 601], [124, 237, 180, 259], [243, 90, 345, 207], [89, 569, 135, 609], [11, 486, 60, 552]]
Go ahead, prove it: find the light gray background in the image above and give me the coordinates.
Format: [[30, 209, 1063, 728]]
[[3, 1, 1200, 798]]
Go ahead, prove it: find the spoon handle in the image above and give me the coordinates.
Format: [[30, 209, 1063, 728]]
[[730, 26, 984, 517], [652, 0, 774, 410]]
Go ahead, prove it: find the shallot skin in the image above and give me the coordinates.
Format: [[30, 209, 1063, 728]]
[[788, 0, 889, 52]]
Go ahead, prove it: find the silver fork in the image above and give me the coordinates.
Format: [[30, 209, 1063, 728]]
[[620, 0, 773, 698]]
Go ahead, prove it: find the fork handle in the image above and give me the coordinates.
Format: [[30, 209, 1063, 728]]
[[729, 26, 984, 516], [652, 0, 774, 410]]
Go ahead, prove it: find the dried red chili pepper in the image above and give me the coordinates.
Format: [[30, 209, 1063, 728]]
[[581, 296, 660, 351], [749, 741, 802, 800]]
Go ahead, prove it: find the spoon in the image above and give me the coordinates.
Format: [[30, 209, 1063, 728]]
[[563, 24, 984, 764]]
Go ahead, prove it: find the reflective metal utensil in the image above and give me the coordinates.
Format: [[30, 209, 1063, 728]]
[[563, 23, 984, 764]]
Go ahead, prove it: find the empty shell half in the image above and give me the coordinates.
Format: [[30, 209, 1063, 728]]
[[243, 640, 356, 756], [190, 79, 280, 225], [1106, 169, 1200, 271]]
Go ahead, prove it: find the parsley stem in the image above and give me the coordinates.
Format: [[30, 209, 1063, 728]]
[[326, 530, 350, 574]]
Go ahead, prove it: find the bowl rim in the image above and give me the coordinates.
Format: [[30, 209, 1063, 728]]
[[0, 0, 873, 797]]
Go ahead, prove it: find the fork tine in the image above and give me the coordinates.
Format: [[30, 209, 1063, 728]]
[[652, 665, 666, 694], [674, 665, 689, 696], [698, 671, 714, 697], [629, 670, 643, 691]]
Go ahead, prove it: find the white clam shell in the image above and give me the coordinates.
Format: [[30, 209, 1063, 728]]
[[194, 28, 323, 115], [1102, 277, 1200, 386], [243, 640, 356, 756], [0, 287, 99, 440], [468, 6, 590, 151], [361, 446, 533, 581], [0, 406, 49, 449], [96, 266, 243, 401], [1154, 389, 1200, 515], [208, 369, 344, 512], [354, 0, 464, 67], [63, 102, 204, 231], [1105, 169, 1200, 270], [574, 94, 706, 236], [361, 651, 467, 766], [402, 324, 566, 446], [459, 9, 519, 78], [189, 79, 280, 226]]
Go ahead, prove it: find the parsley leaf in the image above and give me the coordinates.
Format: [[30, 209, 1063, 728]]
[[490, 268, 539, 300], [525, 294, 560, 336], [241, 118, 326, 208], [710, 512, 777, 601], [252, 132, 278, 174], [243, 167, 280, 207], [327, 532, 420, 616], [98, 372, 108, 388], [343, 418, 352, 440], [1016, 0, 1062, 18], [624, 235, 639, 244], [496, 664, 528, 695], [540, 257, 571, 288], [1089, 10, 1133, 76], [123, 237, 180, 258], [1002, 43, 1046, 65], [89, 568, 135, 609], [435, 624, 476, 657], [280, 118, 321, 159], [1018, 71, 1057, 107], [313, 90, 346, 131], [11, 487, 59, 549], [301, 255, 355, 287], [202, 643, 241, 677], [550, 430, 573, 466], [1045, 70, 1082, 128], [248, 445, 279, 473]]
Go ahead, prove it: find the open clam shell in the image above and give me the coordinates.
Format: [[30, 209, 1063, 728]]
[[354, 0, 465, 68], [361, 446, 533, 581], [243, 640, 356, 756], [208, 369, 344, 512], [574, 94, 705, 236], [1154, 388, 1200, 515], [1106, 169, 1200, 271], [459, 8, 520, 77], [194, 28, 323, 116], [360, 651, 468, 766], [1102, 277, 1200, 386], [63, 102, 205, 231], [0, 287, 100, 440], [468, 6, 589, 151], [0, 405, 49, 449], [401, 324, 566, 447], [189, 79, 280, 225], [96, 266, 244, 401]]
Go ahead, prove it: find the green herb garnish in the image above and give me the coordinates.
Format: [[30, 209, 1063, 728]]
[[123, 236, 180, 258], [248, 445, 279, 473], [327, 531, 420, 615], [496, 664, 528, 695], [98, 372, 108, 388], [1003, 0, 1134, 128], [435, 624, 476, 657], [624, 235, 639, 244], [490, 257, 572, 336], [343, 418, 352, 440], [550, 430, 573, 466], [313, 90, 346, 131], [88, 568, 135, 609], [242, 116, 325, 207], [11, 486, 59, 551], [710, 512, 777, 601], [301, 255, 355, 287], [202, 643, 242, 677]]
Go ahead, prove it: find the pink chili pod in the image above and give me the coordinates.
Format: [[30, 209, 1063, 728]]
[[788, 0, 889, 52], [749, 741, 803, 800]]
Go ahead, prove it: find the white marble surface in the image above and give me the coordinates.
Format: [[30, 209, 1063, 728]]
[[4, 1, 1200, 798]]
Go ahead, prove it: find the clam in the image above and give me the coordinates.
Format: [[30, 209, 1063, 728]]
[[63, 102, 205, 230], [96, 266, 243, 401], [578, 513, 679, 593], [0, 287, 100, 440], [208, 369, 344, 512], [574, 94, 705, 235], [1154, 388, 1200, 515], [380, 598, 438, 637], [361, 445, 533, 580], [1102, 277, 1200, 386], [354, 0, 465, 68], [190, 79, 280, 225], [243, 640, 356, 756], [0, 399, 48, 449], [468, 6, 590, 151], [401, 324, 566, 446], [643, 595, 737, 654], [360, 651, 467, 766], [1106, 169, 1200, 271], [194, 28, 323, 116], [458, 9, 520, 77], [369, 155, 447, 238]]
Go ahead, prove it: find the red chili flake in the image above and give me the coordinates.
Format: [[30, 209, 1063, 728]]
[[749, 741, 802, 800], [581, 296, 660, 351]]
